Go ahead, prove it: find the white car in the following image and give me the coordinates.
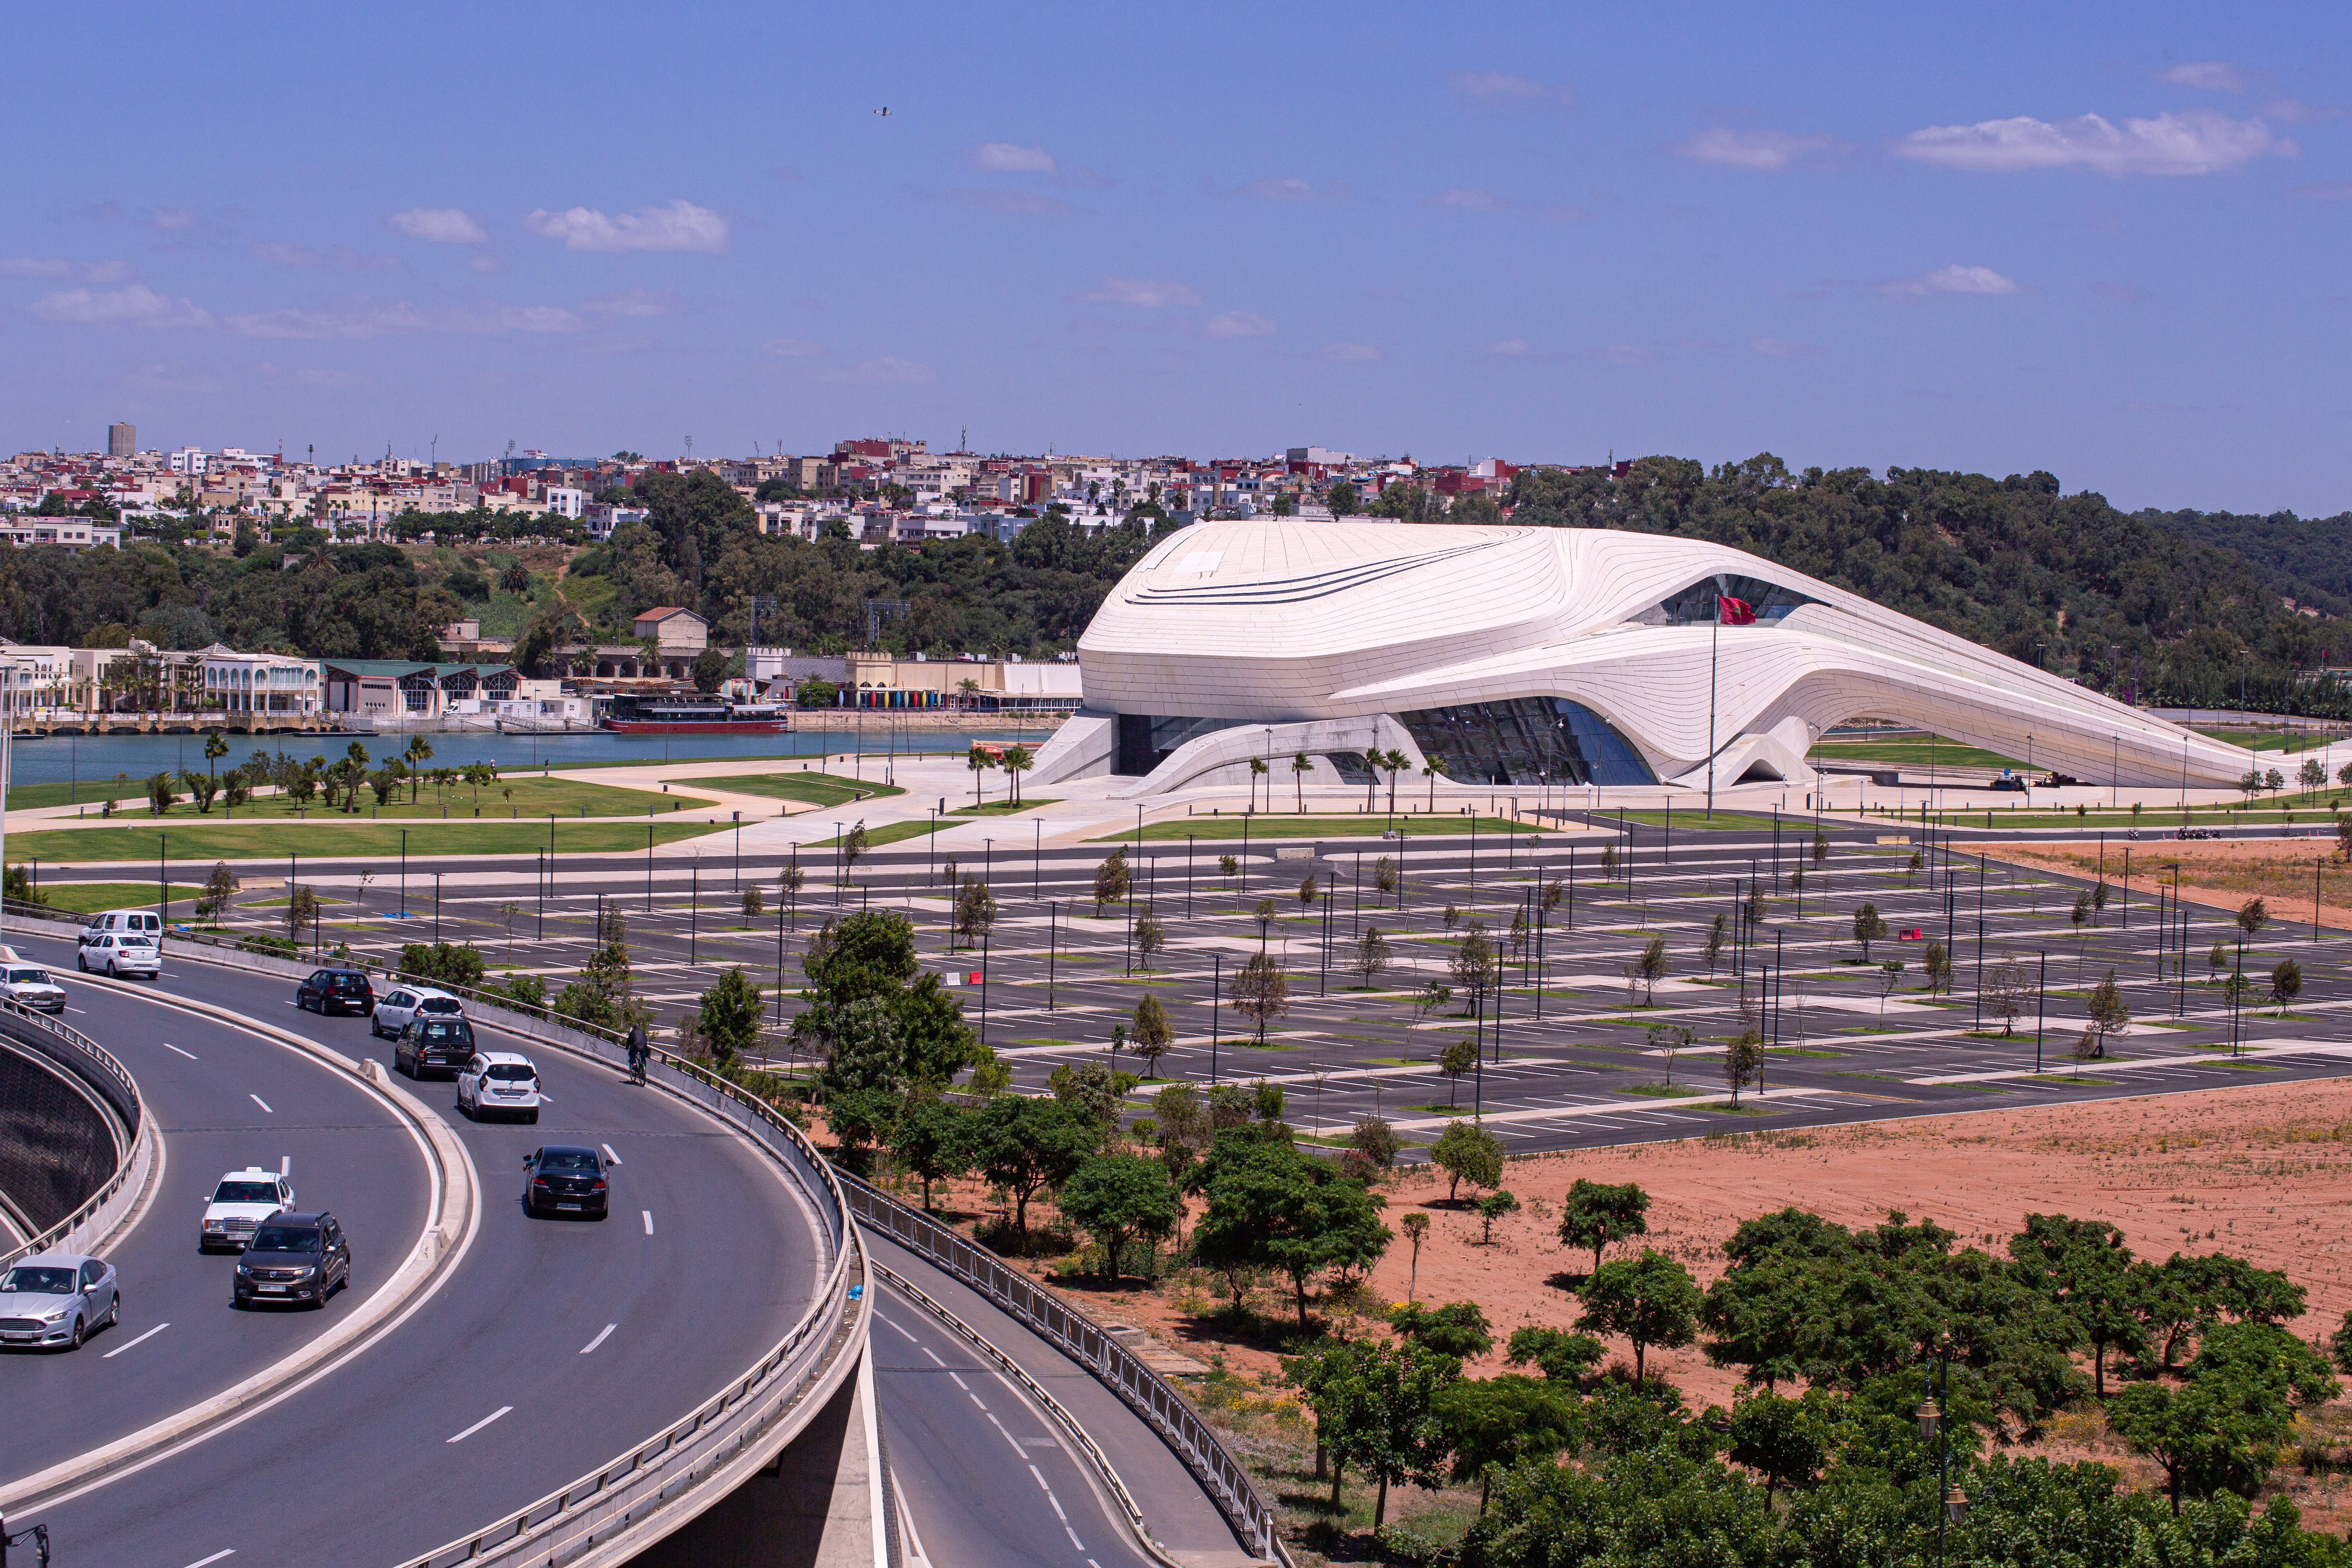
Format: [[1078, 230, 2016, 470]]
[[371, 985, 464, 1039], [78, 931, 161, 979], [82, 909, 164, 940], [457, 1051, 541, 1123], [201, 1166, 295, 1251], [0, 962, 66, 1012], [0, 1252, 119, 1351]]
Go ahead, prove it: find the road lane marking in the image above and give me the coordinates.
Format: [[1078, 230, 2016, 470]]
[[163, 1042, 197, 1059], [580, 1323, 616, 1355], [948, 1372, 970, 1391], [280, 1155, 290, 1178], [874, 1311, 921, 1345], [601, 1143, 621, 1164], [446, 1405, 513, 1443], [921, 1345, 946, 1367], [1028, 1464, 1049, 1489], [641, 1210, 653, 1234], [181, 1553, 235, 1568], [103, 1322, 170, 1358], [249, 1094, 273, 1114]]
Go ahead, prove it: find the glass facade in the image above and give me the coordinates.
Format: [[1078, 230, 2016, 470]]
[[1113, 713, 1249, 776], [1399, 698, 1655, 787], [1636, 572, 1818, 626]]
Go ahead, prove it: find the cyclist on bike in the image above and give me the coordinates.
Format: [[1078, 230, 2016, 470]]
[[625, 1024, 650, 1085]]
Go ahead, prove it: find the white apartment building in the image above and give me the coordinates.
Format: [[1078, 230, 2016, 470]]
[[0, 517, 122, 551], [196, 644, 322, 715], [543, 486, 587, 519]]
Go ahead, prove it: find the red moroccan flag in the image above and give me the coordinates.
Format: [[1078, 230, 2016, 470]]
[[1717, 595, 1756, 626]]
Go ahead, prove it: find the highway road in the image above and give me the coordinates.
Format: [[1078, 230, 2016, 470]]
[[0, 926, 829, 1568]]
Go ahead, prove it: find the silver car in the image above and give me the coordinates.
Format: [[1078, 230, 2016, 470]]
[[0, 1252, 120, 1351]]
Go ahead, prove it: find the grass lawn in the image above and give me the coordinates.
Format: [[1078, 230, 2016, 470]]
[[40, 775, 713, 822], [810, 819, 949, 850], [1618, 810, 1798, 833], [26, 881, 205, 914], [687, 772, 905, 807], [2190, 729, 2333, 754], [1808, 736, 2027, 771], [1616, 1082, 1705, 1098], [9, 818, 729, 864], [950, 798, 1058, 816], [1100, 814, 1535, 843]]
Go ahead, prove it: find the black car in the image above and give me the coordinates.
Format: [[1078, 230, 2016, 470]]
[[296, 969, 375, 1016], [232, 1212, 351, 1309], [395, 1017, 478, 1080], [523, 1146, 610, 1219]]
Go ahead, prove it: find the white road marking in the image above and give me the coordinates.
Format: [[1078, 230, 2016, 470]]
[[181, 1552, 236, 1568], [601, 1143, 620, 1164], [580, 1323, 616, 1355], [922, 1344, 946, 1367], [103, 1321, 170, 1358], [163, 1042, 197, 1059], [969, 1392, 987, 1410], [65, 1005, 87, 1015], [1050, 1494, 1068, 1521], [446, 1405, 513, 1443], [249, 1094, 273, 1114], [1066, 1526, 1086, 1549], [1028, 1464, 1049, 1489], [948, 1372, 970, 1391], [280, 1155, 290, 1178], [641, 1210, 653, 1234], [875, 1311, 921, 1345]]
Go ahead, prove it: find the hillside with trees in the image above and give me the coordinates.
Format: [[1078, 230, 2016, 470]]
[[2140, 506, 2352, 624]]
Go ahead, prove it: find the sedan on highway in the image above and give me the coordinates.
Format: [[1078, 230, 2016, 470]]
[[394, 1016, 478, 1079], [522, 1146, 610, 1218], [0, 1253, 119, 1351], [295, 967, 375, 1016], [201, 1167, 295, 1251], [0, 962, 66, 1012], [457, 1051, 540, 1122], [77, 931, 160, 979], [232, 1213, 351, 1308], [373, 985, 464, 1039]]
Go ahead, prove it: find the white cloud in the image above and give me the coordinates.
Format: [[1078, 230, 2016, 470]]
[[762, 338, 826, 358], [814, 357, 937, 385], [1682, 128, 1836, 171], [388, 207, 488, 244], [1431, 187, 1510, 210], [1893, 110, 2289, 175], [1878, 264, 2022, 299], [146, 207, 204, 232], [2158, 62, 2260, 94], [585, 288, 676, 318], [1081, 278, 1203, 308], [1205, 312, 1275, 339], [523, 199, 729, 253], [974, 143, 1057, 174], [31, 283, 212, 328], [1240, 176, 1348, 201], [1319, 342, 1381, 362], [0, 257, 132, 283], [221, 298, 582, 339], [1486, 338, 1534, 357], [1447, 71, 1577, 109], [250, 242, 402, 271]]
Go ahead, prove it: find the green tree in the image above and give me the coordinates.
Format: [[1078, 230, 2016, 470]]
[[2110, 1323, 2336, 1514], [1577, 1249, 1702, 1383], [1391, 1299, 1495, 1358], [1130, 995, 1173, 1077], [1313, 1339, 1461, 1527], [1451, 920, 1498, 1012], [1195, 1133, 1390, 1329], [1134, 908, 1165, 970], [1435, 1374, 1581, 1512], [1702, 912, 1728, 978], [1633, 934, 1668, 1004], [2008, 1213, 2142, 1397], [202, 729, 229, 776], [1353, 925, 1391, 987], [195, 859, 236, 923], [1431, 1119, 1503, 1204], [1001, 743, 1033, 804], [1438, 1035, 1478, 1108], [1231, 950, 1289, 1042], [969, 1093, 1100, 1242], [1092, 847, 1130, 914], [1060, 1153, 1180, 1281], [1478, 1189, 1520, 1244], [794, 910, 978, 1090], [691, 645, 730, 692], [2270, 958, 2303, 1014], [1326, 479, 1359, 517], [1852, 902, 1889, 960], [1557, 1179, 1652, 1276], [696, 966, 763, 1068], [2078, 968, 2131, 1059], [952, 875, 997, 948], [891, 1097, 970, 1210], [1505, 1326, 1607, 1383], [1726, 1387, 1836, 1506]]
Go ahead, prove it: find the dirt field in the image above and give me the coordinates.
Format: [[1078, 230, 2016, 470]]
[[2001, 836, 2352, 934], [964, 1075, 2352, 1527]]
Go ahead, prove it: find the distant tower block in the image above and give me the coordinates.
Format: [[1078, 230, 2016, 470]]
[[108, 422, 136, 457]]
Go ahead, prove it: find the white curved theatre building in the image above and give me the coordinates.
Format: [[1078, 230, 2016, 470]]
[[1029, 517, 2254, 799]]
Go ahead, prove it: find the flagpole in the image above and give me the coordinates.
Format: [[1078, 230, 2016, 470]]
[[1706, 594, 1719, 820]]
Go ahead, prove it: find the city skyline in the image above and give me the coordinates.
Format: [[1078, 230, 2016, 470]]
[[5, 1, 2350, 513]]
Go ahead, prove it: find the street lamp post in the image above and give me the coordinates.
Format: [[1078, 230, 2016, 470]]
[[1915, 1341, 1968, 1568]]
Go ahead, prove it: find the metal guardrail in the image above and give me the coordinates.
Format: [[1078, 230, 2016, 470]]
[[840, 1172, 1292, 1567], [0, 996, 146, 1271]]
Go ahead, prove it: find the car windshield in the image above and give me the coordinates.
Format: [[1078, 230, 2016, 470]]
[[119, 936, 156, 949], [6, 969, 51, 984], [248, 1226, 320, 1253], [2, 1266, 77, 1294], [422, 1022, 473, 1044], [487, 1063, 534, 1082], [214, 1180, 281, 1203], [421, 998, 461, 1012], [538, 1150, 598, 1172]]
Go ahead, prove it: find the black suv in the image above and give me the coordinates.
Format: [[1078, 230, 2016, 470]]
[[232, 1212, 351, 1308], [523, 1146, 610, 1219], [296, 969, 375, 1017], [395, 1017, 477, 1079]]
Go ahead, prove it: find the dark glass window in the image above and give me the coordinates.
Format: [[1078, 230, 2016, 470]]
[[1635, 573, 1818, 626], [1112, 714, 1248, 776], [1399, 699, 1655, 787]]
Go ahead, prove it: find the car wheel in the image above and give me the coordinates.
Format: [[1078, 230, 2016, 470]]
[[106, 1293, 120, 1327], [77, 955, 87, 972], [68, 1316, 84, 1350], [106, 960, 118, 977]]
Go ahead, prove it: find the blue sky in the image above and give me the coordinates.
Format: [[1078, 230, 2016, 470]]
[[5, 1, 2348, 513]]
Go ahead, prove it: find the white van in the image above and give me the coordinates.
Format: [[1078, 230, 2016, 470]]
[[81, 910, 164, 941]]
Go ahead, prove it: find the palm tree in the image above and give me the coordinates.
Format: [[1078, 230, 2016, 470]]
[[967, 747, 993, 807], [1002, 744, 1033, 805], [1423, 759, 1441, 810], [1291, 752, 1312, 812], [403, 734, 434, 803], [1248, 756, 1269, 812], [203, 730, 229, 778]]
